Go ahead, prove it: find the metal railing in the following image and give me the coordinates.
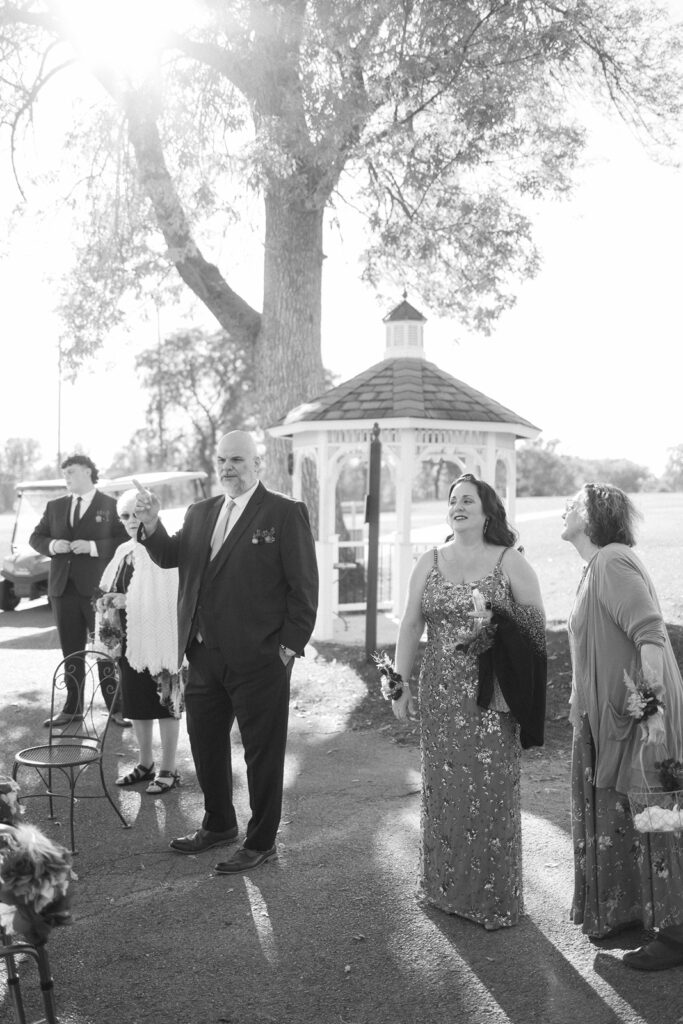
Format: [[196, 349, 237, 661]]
[[334, 540, 393, 611]]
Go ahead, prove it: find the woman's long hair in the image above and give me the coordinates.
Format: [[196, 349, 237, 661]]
[[448, 473, 518, 547]]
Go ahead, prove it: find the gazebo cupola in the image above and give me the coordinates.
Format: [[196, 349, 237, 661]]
[[383, 296, 426, 359], [268, 297, 540, 641]]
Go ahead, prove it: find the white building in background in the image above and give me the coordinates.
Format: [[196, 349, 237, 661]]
[[269, 298, 540, 641]]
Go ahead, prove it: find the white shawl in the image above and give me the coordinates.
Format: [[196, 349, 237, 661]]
[[98, 540, 180, 675]]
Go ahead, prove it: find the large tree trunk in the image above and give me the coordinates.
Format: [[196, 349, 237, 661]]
[[257, 185, 327, 493]]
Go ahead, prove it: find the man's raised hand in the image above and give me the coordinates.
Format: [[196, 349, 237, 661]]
[[132, 478, 160, 529]]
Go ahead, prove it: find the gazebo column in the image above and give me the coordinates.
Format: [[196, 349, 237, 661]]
[[313, 433, 335, 641], [506, 451, 517, 522], [393, 429, 416, 619], [291, 448, 303, 499], [483, 434, 497, 486]]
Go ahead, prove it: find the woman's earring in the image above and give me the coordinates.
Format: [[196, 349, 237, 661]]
[[483, 517, 490, 536]]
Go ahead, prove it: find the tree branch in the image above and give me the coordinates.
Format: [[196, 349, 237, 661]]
[[119, 85, 261, 348]]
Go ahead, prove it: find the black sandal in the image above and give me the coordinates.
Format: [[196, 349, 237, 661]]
[[146, 770, 180, 795], [115, 763, 155, 787]]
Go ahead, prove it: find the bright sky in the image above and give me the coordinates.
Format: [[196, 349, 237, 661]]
[[1, 3, 682, 477]]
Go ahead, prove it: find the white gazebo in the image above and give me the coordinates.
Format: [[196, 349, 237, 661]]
[[269, 299, 540, 640]]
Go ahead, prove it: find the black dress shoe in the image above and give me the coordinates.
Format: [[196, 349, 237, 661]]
[[169, 826, 239, 854], [214, 846, 277, 873], [623, 936, 683, 971], [43, 711, 84, 727]]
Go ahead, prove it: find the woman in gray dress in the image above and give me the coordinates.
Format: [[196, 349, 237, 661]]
[[563, 482, 683, 970], [392, 474, 545, 929]]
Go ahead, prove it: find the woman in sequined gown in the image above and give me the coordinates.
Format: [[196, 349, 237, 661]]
[[393, 474, 545, 929]]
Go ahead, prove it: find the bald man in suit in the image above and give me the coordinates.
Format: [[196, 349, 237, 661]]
[[135, 431, 318, 872]]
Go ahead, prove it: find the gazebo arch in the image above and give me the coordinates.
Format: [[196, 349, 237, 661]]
[[269, 299, 540, 640]]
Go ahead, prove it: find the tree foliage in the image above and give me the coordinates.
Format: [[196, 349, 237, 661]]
[[516, 437, 654, 496], [663, 444, 683, 491], [1, 1, 681, 489], [516, 437, 578, 497], [133, 326, 255, 486]]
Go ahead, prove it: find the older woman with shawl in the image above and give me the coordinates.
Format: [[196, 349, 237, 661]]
[[562, 482, 683, 970], [96, 489, 183, 795]]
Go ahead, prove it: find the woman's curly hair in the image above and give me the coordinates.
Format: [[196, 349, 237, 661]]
[[581, 482, 640, 547], [448, 473, 518, 547]]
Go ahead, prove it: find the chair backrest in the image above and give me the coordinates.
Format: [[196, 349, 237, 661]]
[[47, 651, 121, 748]]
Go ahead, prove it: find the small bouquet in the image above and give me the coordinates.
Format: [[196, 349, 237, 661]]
[[0, 778, 76, 946], [624, 667, 666, 745], [454, 588, 496, 656], [92, 587, 124, 658], [372, 651, 404, 702]]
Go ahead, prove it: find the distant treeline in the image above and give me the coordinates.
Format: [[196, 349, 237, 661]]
[[516, 439, 683, 497]]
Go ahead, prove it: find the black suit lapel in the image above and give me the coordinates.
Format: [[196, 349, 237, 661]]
[[59, 495, 74, 538], [206, 484, 266, 578]]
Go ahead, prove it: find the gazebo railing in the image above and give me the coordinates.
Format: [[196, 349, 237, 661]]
[[334, 540, 393, 612]]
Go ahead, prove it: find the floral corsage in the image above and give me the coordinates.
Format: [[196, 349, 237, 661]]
[[624, 667, 666, 745], [372, 651, 404, 701]]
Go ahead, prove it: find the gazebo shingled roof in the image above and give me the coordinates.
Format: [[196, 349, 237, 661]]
[[278, 357, 539, 435]]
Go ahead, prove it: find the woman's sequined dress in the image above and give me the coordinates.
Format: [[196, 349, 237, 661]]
[[418, 559, 522, 929]]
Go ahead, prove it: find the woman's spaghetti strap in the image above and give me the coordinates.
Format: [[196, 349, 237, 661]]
[[495, 547, 511, 568], [433, 547, 439, 566]]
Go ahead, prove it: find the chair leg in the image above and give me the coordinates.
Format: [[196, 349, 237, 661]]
[[68, 772, 77, 855], [1, 926, 28, 1024], [98, 758, 130, 832], [47, 767, 55, 821], [0, 928, 59, 1024], [35, 943, 59, 1024]]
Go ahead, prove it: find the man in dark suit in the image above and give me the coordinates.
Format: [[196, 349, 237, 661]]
[[29, 454, 129, 726], [134, 430, 318, 872]]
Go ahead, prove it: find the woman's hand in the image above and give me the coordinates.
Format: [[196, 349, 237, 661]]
[[392, 684, 415, 720], [97, 592, 126, 611], [641, 710, 666, 746]]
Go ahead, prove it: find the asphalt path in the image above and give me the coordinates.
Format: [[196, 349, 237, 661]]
[[1, 602, 682, 1024]]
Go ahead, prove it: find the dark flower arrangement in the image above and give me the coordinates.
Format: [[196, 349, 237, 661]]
[[372, 651, 404, 702], [0, 779, 76, 946], [92, 587, 123, 656], [655, 758, 683, 793]]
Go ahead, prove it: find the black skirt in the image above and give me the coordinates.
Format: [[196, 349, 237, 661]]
[[118, 655, 175, 720]]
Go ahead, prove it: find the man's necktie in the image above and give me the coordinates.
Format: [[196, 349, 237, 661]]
[[210, 500, 236, 559], [72, 496, 82, 528]]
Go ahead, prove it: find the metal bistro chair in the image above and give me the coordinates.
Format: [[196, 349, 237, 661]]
[[12, 651, 130, 853], [0, 925, 59, 1024]]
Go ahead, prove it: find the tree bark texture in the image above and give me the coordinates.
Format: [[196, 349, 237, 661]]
[[257, 185, 326, 493]]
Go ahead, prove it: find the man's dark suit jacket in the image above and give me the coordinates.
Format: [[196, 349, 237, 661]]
[[140, 482, 319, 670], [29, 492, 127, 597]]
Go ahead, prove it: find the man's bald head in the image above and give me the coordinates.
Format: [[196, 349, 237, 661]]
[[215, 431, 261, 497]]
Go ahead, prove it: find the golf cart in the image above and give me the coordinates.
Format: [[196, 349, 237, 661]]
[[0, 470, 208, 611]]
